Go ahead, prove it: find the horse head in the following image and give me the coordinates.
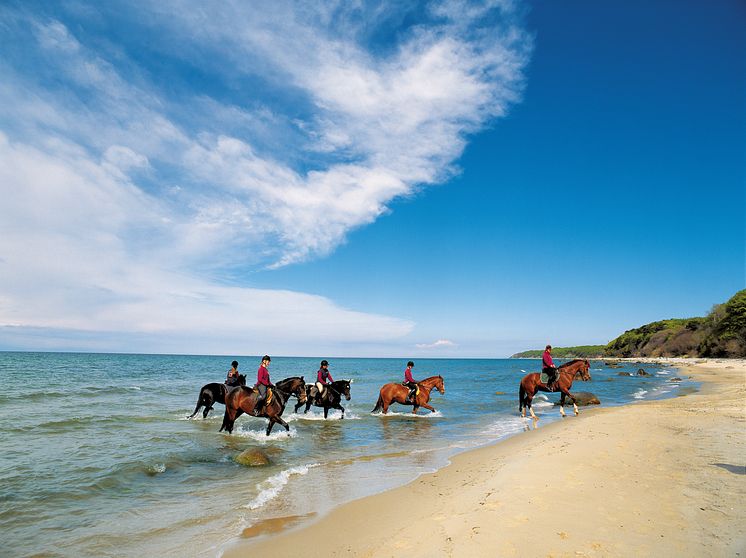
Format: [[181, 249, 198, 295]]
[[563, 359, 591, 381], [334, 380, 352, 401], [419, 375, 445, 394], [277, 376, 307, 403], [238, 374, 247, 386]]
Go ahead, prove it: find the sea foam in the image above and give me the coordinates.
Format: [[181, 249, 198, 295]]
[[244, 464, 318, 510]]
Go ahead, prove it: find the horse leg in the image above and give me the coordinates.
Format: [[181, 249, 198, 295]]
[[220, 408, 233, 433], [266, 418, 275, 436], [203, 393, 216, 418], [294, 400, 303, 413], [562, 389, 579, 416], [329, 403, 345, 419], [559, 392, 567, 417], [527, 394, 538, 420], [323, 406, 329, 419], [419, 402, 436, 413]]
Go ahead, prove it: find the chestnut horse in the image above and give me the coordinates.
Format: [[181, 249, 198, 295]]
[[518, 359, 591, 419], [187, 374, 246, 419], [219, 376, 306, 436], [372, 375, 445, 415]]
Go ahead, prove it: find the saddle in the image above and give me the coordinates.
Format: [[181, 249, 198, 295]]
[[252, 386, 274, 405]]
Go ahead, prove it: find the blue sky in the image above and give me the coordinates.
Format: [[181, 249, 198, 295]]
[[0, 0, 743, 357]]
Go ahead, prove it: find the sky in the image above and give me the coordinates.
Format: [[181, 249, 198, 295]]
[[0, 0, 744, 358]]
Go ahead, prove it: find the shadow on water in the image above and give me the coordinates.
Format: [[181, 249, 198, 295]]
[[713, 463, 745, 475]]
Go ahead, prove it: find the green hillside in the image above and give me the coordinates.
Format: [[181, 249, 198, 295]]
[[512, 290, 746, 359], [606, 290, 746, 358]]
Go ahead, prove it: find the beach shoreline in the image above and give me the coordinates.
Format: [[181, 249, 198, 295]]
[[223, 358, 746, 557]]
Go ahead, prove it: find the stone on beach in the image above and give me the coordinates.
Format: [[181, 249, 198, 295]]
[[235, 449, 271, 467], [554, 391, 600, 406]]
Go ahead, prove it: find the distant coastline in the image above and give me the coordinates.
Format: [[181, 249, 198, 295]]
[[512, 289, 745, 359]]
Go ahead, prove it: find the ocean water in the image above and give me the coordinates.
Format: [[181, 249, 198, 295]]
[[0, 352, 690, 557]]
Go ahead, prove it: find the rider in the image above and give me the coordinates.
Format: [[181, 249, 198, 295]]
[[542, 345, 559, 391], [313, 359, 334, 404], [225, 360, 240, 387], [402, 361, 418, 403], [253, 355, 273, 416]]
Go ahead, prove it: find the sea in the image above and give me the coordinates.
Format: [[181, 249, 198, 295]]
[[0, 352, 692, 557]]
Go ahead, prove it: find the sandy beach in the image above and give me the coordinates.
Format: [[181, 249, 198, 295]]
[[224, 359, 746, 557]]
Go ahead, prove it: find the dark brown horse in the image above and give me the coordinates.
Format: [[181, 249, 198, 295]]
[[294, 379, 352, 419], [372, 375, 445, 415], [187, 374, 246, 419], [219, 376, 306, 436], [519, 359, 591, 419]]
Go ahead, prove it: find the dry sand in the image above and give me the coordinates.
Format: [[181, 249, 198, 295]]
[[223, 359, 746, 557]]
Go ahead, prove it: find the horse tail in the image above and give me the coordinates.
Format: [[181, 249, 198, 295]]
[[519, 381, 525, 413], [372, 392, 384, 413], [188, 388, 208, 418]]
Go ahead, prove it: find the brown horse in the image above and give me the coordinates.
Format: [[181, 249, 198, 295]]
[[518, 359, 591, 419], [372, 375, 445, 415], [220, 376, 306, 436]]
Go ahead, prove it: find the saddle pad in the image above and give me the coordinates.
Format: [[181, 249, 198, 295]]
[[540, 372, 549, 384], [252, 387, 273, 404]]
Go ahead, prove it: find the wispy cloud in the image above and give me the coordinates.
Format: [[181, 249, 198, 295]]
[[0, 1, 530, 353], [416, 339, 457, 350]]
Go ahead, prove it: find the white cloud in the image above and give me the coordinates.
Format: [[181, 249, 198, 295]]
[[0, 1, 530, 353], [415, 339, 457, 349]]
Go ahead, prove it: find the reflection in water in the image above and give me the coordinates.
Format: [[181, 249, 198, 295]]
[[379, 414, 434, 445], [522, 417, 539, 431]]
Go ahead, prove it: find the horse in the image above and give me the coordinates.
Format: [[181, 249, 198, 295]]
[[187, 374, 246, 419], [518, 359, 592, 419], [372, 375, 445, 415], [294, 379, 352, 419], [219, 376, 306, 436]]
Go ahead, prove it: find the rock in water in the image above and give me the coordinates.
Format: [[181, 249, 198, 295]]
[[235, 449, 271, 467], [637, 368, 651, 376], [554, 392, 600, 406]]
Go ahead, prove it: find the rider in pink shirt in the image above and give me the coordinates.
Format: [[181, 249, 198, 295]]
[[403, 361, 417, 402], [313, 359, 334, 403], [253, 355, 273, 415], [542, 345, 559, 391]]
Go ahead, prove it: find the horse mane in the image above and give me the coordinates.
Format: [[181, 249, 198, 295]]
[[558, 359, 586, 368], [276, 376, 303, 384]]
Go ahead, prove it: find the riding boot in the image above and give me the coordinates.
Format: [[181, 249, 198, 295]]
[[408, 388, 416, 403], [253, 396, 265, 416]]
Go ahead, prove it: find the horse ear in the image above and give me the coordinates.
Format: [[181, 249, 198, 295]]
[[349, 378, 353, 383]]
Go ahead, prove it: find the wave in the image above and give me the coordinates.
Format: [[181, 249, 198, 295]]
[[286, 410, 362, 421], [243, 464, 318, 510], [230, 426, 299, 442], [633, 389, 648, 399], [531, 394, 554, 408]]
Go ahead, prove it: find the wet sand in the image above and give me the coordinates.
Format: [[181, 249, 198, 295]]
[[223, 359, 746, 557]]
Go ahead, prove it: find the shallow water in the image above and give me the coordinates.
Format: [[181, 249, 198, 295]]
[[0, 352, 689, 557]]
